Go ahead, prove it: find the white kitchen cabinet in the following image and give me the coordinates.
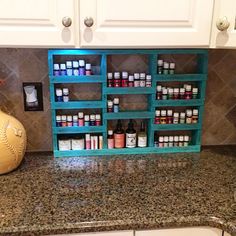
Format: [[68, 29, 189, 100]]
[[79, 0, 214, 48], [49, 230, 134, 236], [211, 0, 236, 48], [0, 0, 76, 47], [136, 227, 222, 236]]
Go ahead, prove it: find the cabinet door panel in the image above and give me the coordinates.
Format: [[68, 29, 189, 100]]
[[0, 0, 76, 47], [211, 0, 236, 48], [136, 227, 222, 236], [80, 0, 214, 47]]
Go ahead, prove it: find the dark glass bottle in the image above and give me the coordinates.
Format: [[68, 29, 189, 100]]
[[126, 119, 136, 148], [114, 120, 125, 148]]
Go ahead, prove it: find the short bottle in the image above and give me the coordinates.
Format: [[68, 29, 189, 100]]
[[146, 75, 152, 87], [134, 73, 140, 87], [90, 114, 96, 126], [180, 88, 185, 99], [169, 136, 174, 147], [169, 62, 175, 74], [121, 72, 128, 87], [126, 119, 137, 148], [95, 114, 101, 126], [79, 60, 85, 75], [107, 100, 113, 113], [185, 85, 192, 99], [162, 88, 168, 100], [192, 109, 199, 123], [192, 87, 198, 99], [61, 115, 67, 127], [139, 73, 146, 87], [184, 135, 190, 146], [73, 61, 79, 76], [56, 115, 62, 127], [62, 88, 69, 102], [163, 62, 169, 75], [113, 98, 119, 113], [160, 110, 167, 124], [155, 110, 161, 124], [179, 136, 184, 147], [84, 115, 90, 126], [174, 136, 179, 147], [55, 88, 63, 102], [114, 120, 125, 148], [107, 73, 113, 87], [173, 112, 179, 124], [53, 64, 60, 76], [173, 88, 179, 100], [73, 115, 78, 127], [186, 109, 192, 124], [78, 112, 84, 126], [128, 75, 134, 87], [137, 121, 147, 148], [163, 136, 169, 147], [60, 64, 67, 76], [156, 85, 162, 100], [158, 136, 164, 148], [85, 134, 91, 150], [108, 130, 115, 149], [167, 110, 173, 124], [66, 61, 73, 76], [157, 60, 163, 74], [67, 115, 73, 127], [168, 88, 174, 100], [85, 64, 92, 75], [114, 72, 121, 87], [180, 112, 186, 124]]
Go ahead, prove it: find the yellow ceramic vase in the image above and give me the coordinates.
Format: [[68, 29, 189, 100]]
[[0, 110, 27, 174]]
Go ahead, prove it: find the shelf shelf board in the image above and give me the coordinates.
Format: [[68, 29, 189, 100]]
[[104, 87, 154, 95], [152, 123, 201, 131], [153, 99, 204, 107], [54, 145, 201, 157], [153, 74, 207, 82], [53, 126, 105, 134], [51, 101, 105, 109], [50, 75, 105, 83], [104, 111, 154, 120]]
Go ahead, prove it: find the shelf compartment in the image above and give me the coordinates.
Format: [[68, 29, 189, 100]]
[[53, 126, 105, 134], [104, 87, 154, 95], [50, 75, 105, 83], [152, 123, 201, 131], [54, 145, 200, 157], [153, 74, 207, 82], [153, 99, 204, 107], [51, 101, 105, 109], [104, 111, 154, 120]]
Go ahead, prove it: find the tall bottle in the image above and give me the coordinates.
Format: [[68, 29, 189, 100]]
[[114, 120, 125, 148], [138, 121, 147, 147], [126, 119, 136, 148]]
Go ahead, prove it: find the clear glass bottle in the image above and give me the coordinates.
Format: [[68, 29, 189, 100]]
[[138, 121, 147, 148], [126, 119, 137, 148], [114, 120, 125, 148]]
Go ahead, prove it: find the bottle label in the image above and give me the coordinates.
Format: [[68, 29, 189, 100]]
[[108, 138, 114, 149], [138, 136, 147, 147], [114, 133, 125, 148], [126, 133, 136, 148]]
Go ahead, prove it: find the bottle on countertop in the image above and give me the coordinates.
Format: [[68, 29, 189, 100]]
[[137, 121, 147, 148], [114, 120, 125, 148], [126, 119, 136, 148]]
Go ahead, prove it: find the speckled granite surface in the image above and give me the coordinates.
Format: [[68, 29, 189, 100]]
[[0, 146, 236, 236]]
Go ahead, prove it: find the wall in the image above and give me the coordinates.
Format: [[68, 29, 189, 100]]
[[0, 49, 235, 151]]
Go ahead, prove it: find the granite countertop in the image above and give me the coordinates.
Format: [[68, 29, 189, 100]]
[[0, 146, 236, 236]]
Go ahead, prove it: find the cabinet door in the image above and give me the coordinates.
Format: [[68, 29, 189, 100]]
[[0, 0, 76, 47], [211, 0, 236, 48], [79, 0, 214, 48], [136, 227, 222, 236]]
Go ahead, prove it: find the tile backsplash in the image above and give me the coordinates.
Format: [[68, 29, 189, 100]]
[[0, 49, 235, 151]]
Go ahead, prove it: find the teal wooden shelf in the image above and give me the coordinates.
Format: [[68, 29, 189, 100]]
[[53, 126, 105, 134], [50, 75, 104, 83], [154, 74, 207, 82], [104, 87, 154, 95], [51, 101, 105, 109], [54, 145, 200, 157], [153, 99, 204, 107], [49, 49, 208, 157], [152, 123, 201, 131], [104, 111, 154, 120]]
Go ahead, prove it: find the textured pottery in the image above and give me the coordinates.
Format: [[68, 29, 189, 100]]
[[0, 110, 26, 174]]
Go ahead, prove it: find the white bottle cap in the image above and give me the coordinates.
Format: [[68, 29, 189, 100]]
[[56, 115, 61, 121], [180, 88, 185, 93], [180, 112, 186, 118], [155, 110, 160, 116], [192, 87, 198, 93], [90, 114, 96, 120], [128, 75, 134, 81], [67, 115, 72, 122], [108, 130, 113, 135], [54, 64, 60, 70], [66, 61, 72, 68], [162, 88, 168, 94], [186, 109, 192, 116], [95, 114, 101, 120], [62, 88, 69, 95], [107, 72, 113, 79], [85, 134, 91, 140], [85, 63, 91, 70], [61, 115, 67, 121], [122, 72, 128, 78], [184, 135, 190, 141], [169, 136, 174, 142], [173, 112, 179, 118], [60, 64, 66, 70], [179, 136, 184, 142], [107, 100, 113, 106], [73, 115, 78, 121], [114, 72, 120, 79], [168, 88, 174, 94], [134, 73, 140, 79], [56, 89, 62, 96], [72, 61, 79, 68], [158, 60, 163, 66], [159, 136, 164, 142], [169, 62, 175, 69], [163, 62, 169, 69], [193, 109, 199, 115], [84, 115, 90, 121], [161, 110, 167, 116], [140, 73, 146, 78], [164, 136, 169, 142], [186, 85, 192, 91], [174, 136, 179, 142], [146, 75, 152, 80], [79, 60, 85, 67], [78, 112, 84, 118], [113, 98, 119, 104], [156, 85, 162, 92], [174, 88, 179, 93], [167, 110, 173, 116]]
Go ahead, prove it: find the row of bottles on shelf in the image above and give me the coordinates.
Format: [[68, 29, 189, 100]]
[[107, 72, 152, 88], [154, 135, 190, 148], [58, 134, 103, 151], [155, 109, 199, 125], [108, 120, 147, 149], [157, 60, 175, 75], [56, 113, 101, 127], [53, 60, 92, 76], [156, 84, 198, 100]]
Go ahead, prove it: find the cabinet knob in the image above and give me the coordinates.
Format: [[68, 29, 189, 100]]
[[62, 16, 72, 27], [84, 17, 94, 27], [216, 16, 230, 31]]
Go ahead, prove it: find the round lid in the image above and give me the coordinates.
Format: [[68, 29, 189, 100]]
[[108, 130, 113, 135], [164, 136, 169, 142], [186, 85, 192, 91], [114, 72, 120, 79], [56, 88, 62, 96], [84, 115, 90, 121], [66, 61, 72, 68], [180, 112, 186, 118], [169, 62, 175, 69], [62, 88, 69, 95], [85, 134, 91, 139], [61, 115, 67, 120], [179, 136, 184, 141], [78, 112, 84, 118], [90, 114, 96, 120], [161, 110, 167, 116], [134, 73, 140, 79], [60, 64, 66, 70], [168, 88, 174, 93], [163, 62, 169, 69], [169, 136, 174, 142], [113, 98, 119, 104], [54, 64, 60, 70], [192, 87, 198, 93], [184, 135, 189, 141], [95, 114, 101, 120], [56, 115, 61, 121], [157, 60, 163, 66], [122, 71, 128, 78], [180, 88, 185, 93], [167, 110, 173, 116], [174, 136, 179, 141], [107, 72, 113, 79], [186, 109, 192, 116], [85, 63, 91, 70], [140, 73, 146, 78], [193, 109, 198, 115], [107, 100, 113, 106], [146, 75, 152, 80], [67, 115, 72, 121], [162, 88, 168, 94], [73, 61, 79, 68], [173, 112, 179, 117], [155, 110, 160, 116], [159, 136, 164, 142], [73, 115, 78, 121], [128, 75, 134, 81], [156, 85, 162, 91], [79, 60, 85, 67], [174, 88, 179, 92]]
